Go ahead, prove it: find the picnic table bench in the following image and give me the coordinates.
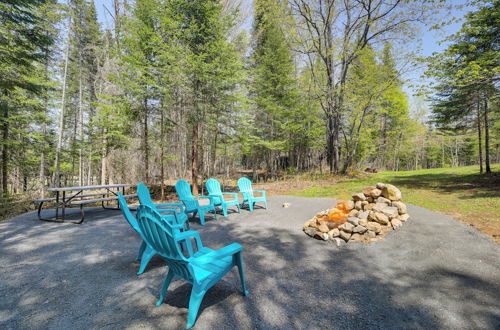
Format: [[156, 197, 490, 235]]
[[34, 184, 136, 224]]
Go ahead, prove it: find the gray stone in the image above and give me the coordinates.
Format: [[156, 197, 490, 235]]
[[374, 212, 389, 225], [376, 197, 391, 204], [332, 237, 346, 247], [354, 201, 363, 210], [357, 211, 369, 219], [370, 188, 382, 198], [391, 218, 402, 229], [381, 206, 399, 218], [339, 230, 352, 242], [352, 193, 366, 201], [348, 209, 359, 217], [350, 233, 363, 242], [304, 227, 317, 237], [358, 218, 368, 227], [340, 222, 355, 233], [347, 217, 359, 226], [366, 222, 382, 233], [392, 201, 408, 214], [315, 231, 329, 240], [399, 213, 410, 222], [353, 225, 367, 234], [376, 182, 386, 189], [328, 228, 340, 239], [382, 184, 402, 201], [367, 230, 377, 238]]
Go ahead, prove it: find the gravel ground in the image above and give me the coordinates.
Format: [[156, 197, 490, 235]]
[[0, 195, 499, 329]]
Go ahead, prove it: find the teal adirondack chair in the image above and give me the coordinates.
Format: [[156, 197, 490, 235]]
[[136, 205, 248, 329], [205, 178, 240, 217], [237, 177, 268, 211], [117, 193, 159, 275], [137, 182, 189, 230], [175, 179, 217, 225]]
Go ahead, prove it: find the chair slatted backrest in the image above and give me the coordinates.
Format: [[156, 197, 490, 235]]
[[137, 182, 154, 205], [136, 205, 191, 280], [118, 192, 140, 233], [237, 177, 254, 197], [206, 178, 223, 203], [175, 180, 193, 200]]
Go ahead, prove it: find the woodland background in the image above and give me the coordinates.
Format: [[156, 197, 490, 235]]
[[0, 0, 498, 203]]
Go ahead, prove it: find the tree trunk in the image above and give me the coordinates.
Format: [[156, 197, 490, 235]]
[[476, 100, 483, 174], [101, 134, 107, 185], [160, 109, 165, 201], [191, 123, 199, 195], [483, 98, 491, 173], [78, 68, 84, 186], [1, 97, 8, 195], [143, 98, 149, 183], [54, 33, 70, 187]]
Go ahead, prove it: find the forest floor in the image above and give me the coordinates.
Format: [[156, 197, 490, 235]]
[[255, 164, 500, 244]]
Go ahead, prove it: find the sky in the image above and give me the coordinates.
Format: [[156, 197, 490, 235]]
[[91, 0, 476, 110]]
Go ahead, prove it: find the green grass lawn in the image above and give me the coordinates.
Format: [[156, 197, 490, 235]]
[[289, 165, 500, 243]]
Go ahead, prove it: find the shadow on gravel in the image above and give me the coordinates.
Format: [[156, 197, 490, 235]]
[[1, 206, 499, 329]]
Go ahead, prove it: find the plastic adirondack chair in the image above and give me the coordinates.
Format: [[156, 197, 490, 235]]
[[237, 177, 268, 211], [205, 178, 240, 217], [136, 205, 248, 329], [117, 192, 158, 275], [137, 182, 190, 230], [175, 179, 217, 225]]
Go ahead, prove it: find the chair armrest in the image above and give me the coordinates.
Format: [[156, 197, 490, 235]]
[[254, 190, 266, 197], [155, 202, 184, 212], [193, 243, 242, 264], [222, 192, 239, 199]]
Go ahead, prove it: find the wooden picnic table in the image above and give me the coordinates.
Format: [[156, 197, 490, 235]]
[[36, 184, 136, 224]]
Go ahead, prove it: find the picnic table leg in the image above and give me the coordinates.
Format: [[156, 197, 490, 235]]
[[55, 191, 59, 220], [62, 191, 66, 221]]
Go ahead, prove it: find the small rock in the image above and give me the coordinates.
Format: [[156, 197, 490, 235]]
[[328, 228, 340, 239], [304, 227, 317, 237], [376, 182, 386, 189], [368, 211, 376, 221], [367, 197, 374, 203], [370, 188, 382, 198], [374, 212, 389, 225], [392, 201, 407, 214], [350, 233, 363, 242], [332, 237, 346, 247], [339, 231, 352, 242], [399, 213, 410, 222], [363, 203, 375, 211], [391, 218, 402, 229], [353, 225, 367, 234], [381, 206, 399, 218], [282, 202, 291, 208], [316, 210, 328, 217], [357, 211, 369, 219], [358, 218, 368, 227], [326, 221, 337, 230], [348, 209, 359, 217], [376, 197, 391, 204], [318, 222, 330, 233], [340, 222, 355, 233], [344, 200, 355, 211], [363, 186, 376, 196], [382, 184, 402, 201], [347, 217, 359, 226], [366, 222, 381, 233], [361, 200, 369, 205], [315, 231, 329, 240], [352, 193, 367, 201], [372, 202, 389, 212], [354, 201, 363, 210], [367, 230, 377, 238]]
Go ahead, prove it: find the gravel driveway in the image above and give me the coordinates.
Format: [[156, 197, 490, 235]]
[[1, 195, 499, 329]]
